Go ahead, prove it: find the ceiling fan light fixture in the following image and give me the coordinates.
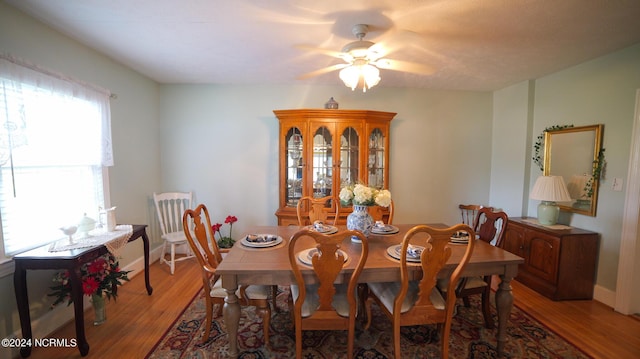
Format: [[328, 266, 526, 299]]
[[339, 65, 360, 91], [361, 64, 380, 90], [339, 63, 380, 92]]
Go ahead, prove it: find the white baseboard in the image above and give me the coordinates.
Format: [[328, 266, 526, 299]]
[[593, 284, 616, 308]]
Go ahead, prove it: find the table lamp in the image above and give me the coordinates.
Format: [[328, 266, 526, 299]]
[[530, 175, 572, 225]]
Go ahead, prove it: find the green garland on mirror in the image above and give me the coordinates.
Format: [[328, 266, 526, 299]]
[[532, 124, 574, 172], [584, 148, 606, 199]]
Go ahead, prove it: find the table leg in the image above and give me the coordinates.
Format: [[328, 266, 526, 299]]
[[13, 265, 33, 358], [69, 267, 90, 356], [222, 275, 240, 358], [495, 273, 515, 357], [141, 230, 153, 295]]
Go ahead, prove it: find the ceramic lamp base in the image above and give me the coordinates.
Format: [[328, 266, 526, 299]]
[[537, 201, 560, 225]]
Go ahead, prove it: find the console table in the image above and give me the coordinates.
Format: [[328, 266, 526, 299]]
[[13, 224, 153, 357]]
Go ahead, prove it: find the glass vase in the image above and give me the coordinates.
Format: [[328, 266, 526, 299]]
[[346, 205, 373, 242], [91, 293, 107, 326]]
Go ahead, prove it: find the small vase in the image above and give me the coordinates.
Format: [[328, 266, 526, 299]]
[[346, 205, 373, 242], [91, 294, 106, 326]]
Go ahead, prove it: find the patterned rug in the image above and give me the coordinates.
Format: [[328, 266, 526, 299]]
[[146, 287, 590, 358]]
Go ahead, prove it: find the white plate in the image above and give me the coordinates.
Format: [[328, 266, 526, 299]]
[[306, 225, 339, 234], [240, 234, 283, 248], [371, 224, 400, 235], [297, 247, 348, 266], [450, 238, 469, 244], [386, 244, 424, 262]]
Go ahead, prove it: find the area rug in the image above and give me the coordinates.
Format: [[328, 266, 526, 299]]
[[146, 287, 590, 358]]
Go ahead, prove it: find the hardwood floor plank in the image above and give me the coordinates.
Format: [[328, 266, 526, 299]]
[[22, 261, 640, 358]]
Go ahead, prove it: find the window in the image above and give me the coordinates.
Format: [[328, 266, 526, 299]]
[[0, 56, 113, 267]]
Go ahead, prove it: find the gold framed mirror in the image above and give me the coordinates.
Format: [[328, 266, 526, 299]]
[[543, 124, 603, 216]]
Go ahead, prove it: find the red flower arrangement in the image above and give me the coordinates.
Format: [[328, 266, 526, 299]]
[[212, 215, 237, 248], [49, 254, 131, 307]]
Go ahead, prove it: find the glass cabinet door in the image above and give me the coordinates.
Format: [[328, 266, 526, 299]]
[[311, 126, 332, 198], [285, 127, 303, 206], [368, 128, 385, 188], [340, 126, 359, 188]]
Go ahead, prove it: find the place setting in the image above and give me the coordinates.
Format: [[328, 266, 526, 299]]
[[386, 243, 425, 263], [297, 247, 349, 266], [240, 233, 284, 249], [449, 230, 471, 245], [371, 220, 400, 235], [304, 220, 338, 234]]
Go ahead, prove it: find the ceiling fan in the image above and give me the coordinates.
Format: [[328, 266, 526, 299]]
[[298, 24, 435, 92]]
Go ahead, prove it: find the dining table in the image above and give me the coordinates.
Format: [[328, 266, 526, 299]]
[[216, 224, 524, 358]]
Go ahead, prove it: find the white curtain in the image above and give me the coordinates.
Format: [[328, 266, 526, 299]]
[[0, 54, 113, 256], [0, 54, 113, 167]]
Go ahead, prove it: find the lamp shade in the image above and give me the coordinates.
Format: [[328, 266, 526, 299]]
[[530, 175, 572, 202], [530, 175, 572, 225]]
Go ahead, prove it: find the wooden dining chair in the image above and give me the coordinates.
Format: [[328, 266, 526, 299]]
[[454, 207, 508, 328], [365, 224, 476, 358], [370, 198, 394, 224], [182, 204, 272, 345], [288, 228, 369, 359], [458, 204, 492, 226], [296, 196, 339, 225]]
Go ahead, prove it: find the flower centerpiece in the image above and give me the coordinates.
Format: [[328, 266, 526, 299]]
[[49, 254, 131, 325], [212, 215, 238, 249], [339, 184, 391, 241], [339, 183, 392, 207]]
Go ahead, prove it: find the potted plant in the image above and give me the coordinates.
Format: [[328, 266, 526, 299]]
[[212, 215, 238, 250], [49, 254, 131, 325]]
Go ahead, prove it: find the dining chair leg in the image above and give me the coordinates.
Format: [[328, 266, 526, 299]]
[[203, 296, 213, 342], [170, 243, 176, 275], [462, 296, 471, 307], [441, 320, 452, 358], [481, 285, 495, 329], [257, 304, 271, 348], [271, 285, 279, 312], [393, 322, 402, 359]]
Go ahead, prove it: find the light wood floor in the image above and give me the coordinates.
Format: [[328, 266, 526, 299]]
[[24, 259, 640, 358]]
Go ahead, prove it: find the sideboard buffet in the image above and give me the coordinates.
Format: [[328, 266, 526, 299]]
[[501, 217, 599, 300]]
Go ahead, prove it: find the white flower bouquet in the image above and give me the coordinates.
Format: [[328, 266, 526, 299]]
[[339, 184, 391, 207]]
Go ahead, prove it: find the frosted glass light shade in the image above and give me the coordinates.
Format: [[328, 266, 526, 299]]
[[339, 64, 380, 92]]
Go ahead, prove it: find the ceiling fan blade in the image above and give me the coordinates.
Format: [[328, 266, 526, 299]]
[[373, 59, 435, 75], [295, 45, 346, 59], [367, 29, 426, 60], [297, 63, 348, 80]]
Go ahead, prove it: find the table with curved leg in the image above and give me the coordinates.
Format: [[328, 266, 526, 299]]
[[218, 224, 523, 358], [13, 224, 153, 357]]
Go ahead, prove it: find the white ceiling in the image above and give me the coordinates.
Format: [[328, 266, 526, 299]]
[[6, 0, 640, 91]]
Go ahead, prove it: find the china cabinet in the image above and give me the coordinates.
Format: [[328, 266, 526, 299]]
[[274, 109, 396, 225], [502, 217, 599, 300]]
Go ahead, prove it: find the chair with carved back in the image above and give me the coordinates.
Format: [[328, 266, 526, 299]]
[[369, 198, 394, 224], [459, 204, 492, 226], [365, 224, 476, 358], [296, 196, 339, 226], [288, 228, 369, 359], [182, 204, 272, 345], [153, 191, 195, 274], [455, 207, 508, 328]]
